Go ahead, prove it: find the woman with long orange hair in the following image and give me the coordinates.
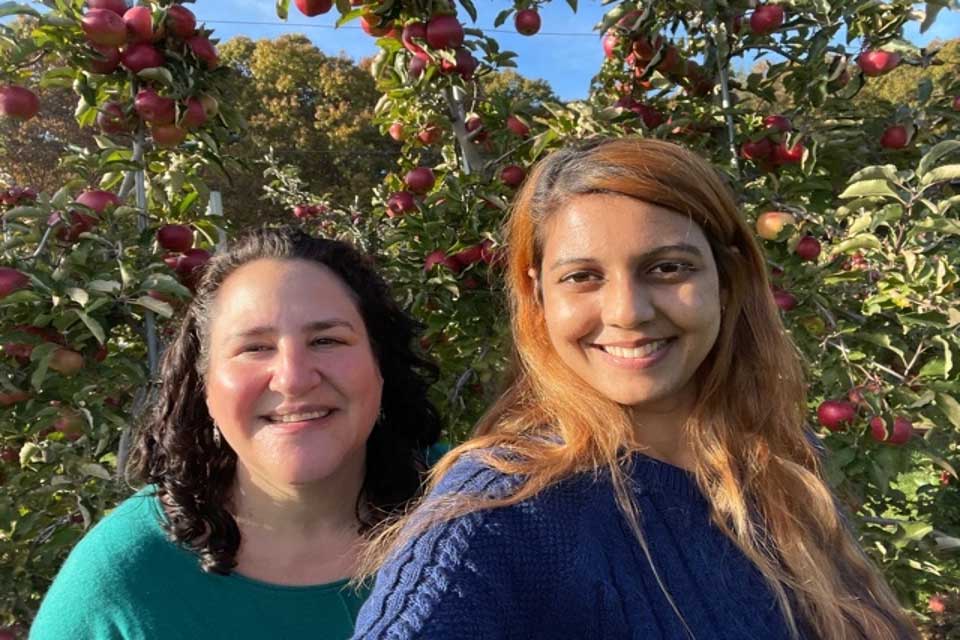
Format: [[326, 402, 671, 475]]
[[352, 138, 917, 639]]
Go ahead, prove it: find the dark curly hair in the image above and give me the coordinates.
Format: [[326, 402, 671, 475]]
[[127, 226, 442, 574]]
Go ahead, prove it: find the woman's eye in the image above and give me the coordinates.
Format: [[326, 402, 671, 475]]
[[560, 271, 600, 284], [241, 344, 271, 353], [650, 262, 695, 276], [312, 337, 342, 346]]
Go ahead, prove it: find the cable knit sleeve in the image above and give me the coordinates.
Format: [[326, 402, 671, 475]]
[[352, 456, 522, 640]]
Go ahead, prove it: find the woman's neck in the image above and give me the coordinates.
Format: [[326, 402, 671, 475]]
[[628, 387, 698, 471], [228, 456, 366, 586]]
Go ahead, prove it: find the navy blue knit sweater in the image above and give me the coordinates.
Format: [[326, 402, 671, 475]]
[[352, 452, 802, 640]]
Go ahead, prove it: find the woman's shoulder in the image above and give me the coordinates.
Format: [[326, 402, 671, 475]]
[[29, 487, 178, 639]]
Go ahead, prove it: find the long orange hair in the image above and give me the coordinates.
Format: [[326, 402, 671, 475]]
[[364, 138, 916, 639]]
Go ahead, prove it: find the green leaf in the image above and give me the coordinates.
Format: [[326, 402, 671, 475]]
[[2, 206, 44, 220], [917, 78, 933, 104], [0, 2, 40, 18], [137, 66, 174, 86], [88, 280, 121, 294], [917, 140, 960, 177], [848, 164, 899, 183], [74, 310, 105, 345], [920, 3, 945, 33], [65, 287, 89, 307], [838, 179, 898, 200], [132, 295, 173, 318], [458, 0, 477, 23], [830, 233, 882, 255], [899, 522, 934, 543], [936, 393, 960, 430], [565, 0, 578, 12], [79, 463, 112, 481], [919, 164, 960, 188], [494, 8, 512, 28], [275, 0, 289, 20]]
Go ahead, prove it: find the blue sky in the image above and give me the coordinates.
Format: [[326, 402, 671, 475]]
[[23, 1, 960, 100]]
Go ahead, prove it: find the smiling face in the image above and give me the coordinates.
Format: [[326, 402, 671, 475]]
[[204, 258, 383, 489], [533, 193, 723, 416]]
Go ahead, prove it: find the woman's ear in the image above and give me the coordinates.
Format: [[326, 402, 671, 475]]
[[528, 268, 543, 303]]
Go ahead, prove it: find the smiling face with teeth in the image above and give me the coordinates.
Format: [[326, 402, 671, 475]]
[[204, 258, 383, 489], [533, 193, 723, 421]]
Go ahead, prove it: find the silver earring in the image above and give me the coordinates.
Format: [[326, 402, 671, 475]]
[[377, 408, 386, 425], [212, 424, 222, 447]]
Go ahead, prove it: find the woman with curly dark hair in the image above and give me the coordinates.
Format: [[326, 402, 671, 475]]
[[30, 226, 442, 640]]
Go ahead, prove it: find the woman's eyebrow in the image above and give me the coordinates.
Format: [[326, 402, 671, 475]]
[[230, 319, 356, 340], [548, 243, 704, 271]]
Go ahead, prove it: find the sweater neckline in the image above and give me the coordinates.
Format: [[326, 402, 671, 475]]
[[626, 451, 702, 500]]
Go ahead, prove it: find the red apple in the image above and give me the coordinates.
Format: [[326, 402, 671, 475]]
[[187, 35, 218, 69], [506, 114, 530, 138], [53, 408, 85, 441], [465, 116, 487, 142], [515, 9, 541, 36], [0, 389, 29, 408], [426, 15, 463, 49], [97, 101, 130, 134], [763, 114, 791, 132], [87, 43, 121, 73], [174, 248, 211, 286], [795, 235, 821, 261], [740, 137, 774, 161], [77, 189, 121, 214], [454, 243, 484, 266], [880, 125, 909, 149], [408, 55, 427, 79], [295, 0, 333, 16], [479, 239, 496, 264], [405, 167, 436, 194], [49, 348, 84, 376], [402, 22, 429, 59], [388, 122, 404, 141], [928, 595, 946, 614], [360, 14, 393, 37], [500, 164, 526, 188], [0, 268, 29, 300], [0, 86, 39, 121], [772, 288, 797, 311], [134, 88, 175, 124], [387, 191, 417, 217], [88, 0, 128, 15], [181, 97, 207, 129], [121, 42, 165, 72], [417, 124, 442, 145], [772, 139, 804, 165], [858, 50, 900, 77], [750, 4, 784, 36], [453, 48, 477, 79], [166, 5, 197, 38], [0, 444, 20, 459], [82, 9, 127, 47], [49, 210, 99, 242], [157, 224, 193, 252], [602, 32, 618, 59], [889, 417, 913, 445], [756, 211, 796, 240], [424, 249, 462, 273], [123, 6, 158, 43], [150, 123, 187, 148], [817, 399, 856, 431]]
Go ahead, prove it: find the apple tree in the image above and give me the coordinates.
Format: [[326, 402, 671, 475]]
[[0, 0, 243, 628], [275, 0, 960, 627]]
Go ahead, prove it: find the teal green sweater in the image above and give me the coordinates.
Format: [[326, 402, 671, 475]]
[[30, 488, 368, 640]]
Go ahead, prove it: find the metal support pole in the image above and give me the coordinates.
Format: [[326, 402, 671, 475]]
[[713, 20, 740, 175], [445, 85, 483, 175], [206, 190, 226, 251]]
